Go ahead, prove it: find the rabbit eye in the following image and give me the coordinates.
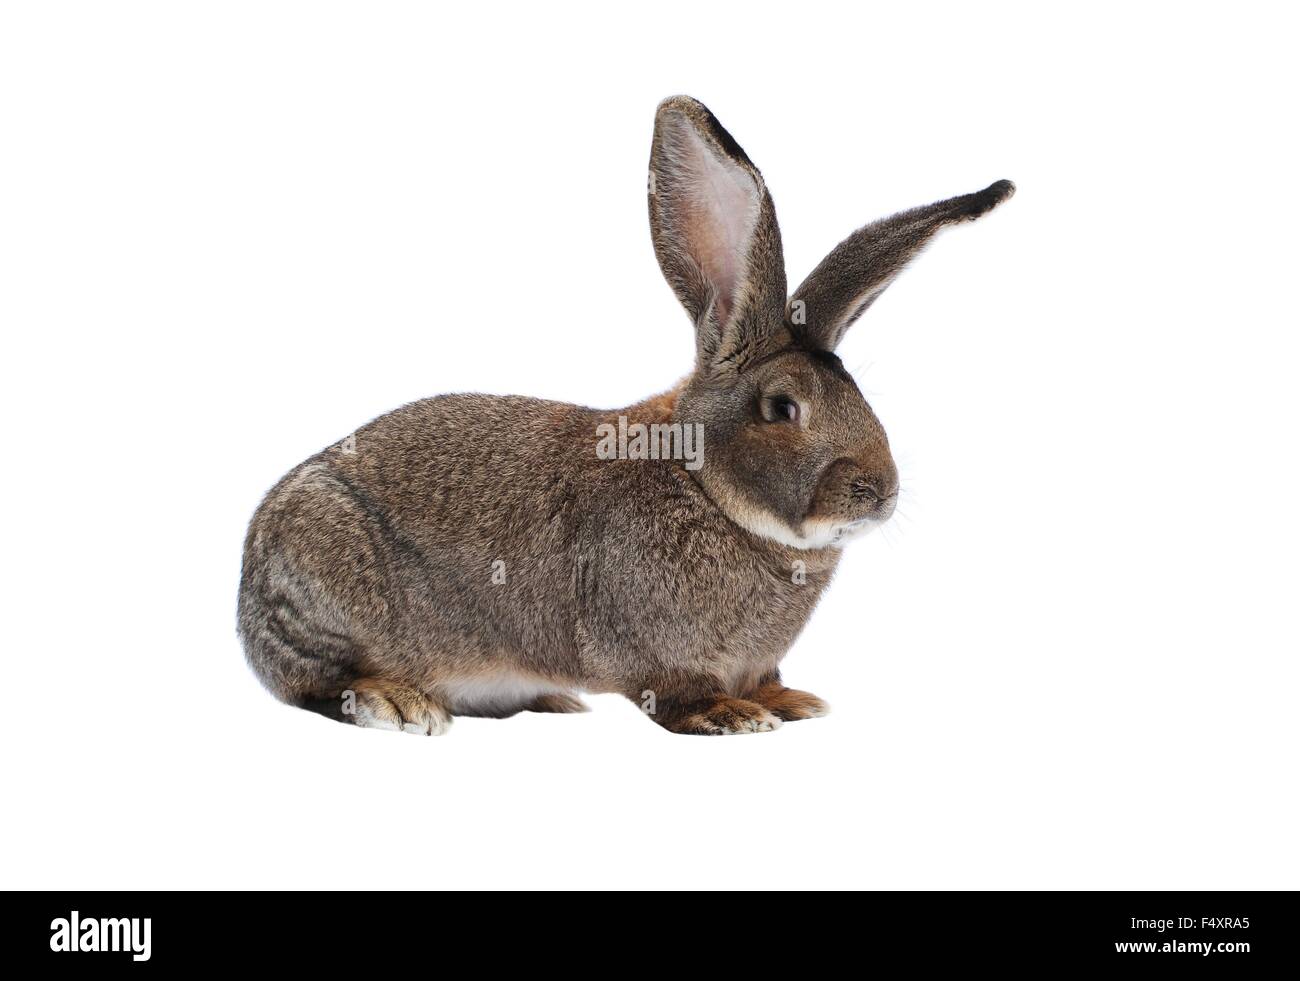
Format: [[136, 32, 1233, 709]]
[[767, 396, 801, 423]]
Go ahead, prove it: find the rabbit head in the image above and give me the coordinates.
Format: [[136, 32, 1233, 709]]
[[649, 96, 1013, 550]]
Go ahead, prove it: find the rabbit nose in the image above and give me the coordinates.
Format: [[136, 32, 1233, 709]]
[[850, 461, 899, 514], [851, 462, 898, 499]]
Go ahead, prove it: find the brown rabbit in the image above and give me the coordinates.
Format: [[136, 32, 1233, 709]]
[[237, 96, 1013, 735]]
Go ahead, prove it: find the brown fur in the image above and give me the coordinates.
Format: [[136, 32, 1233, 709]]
[[749, 680, 830, 721], [237, 96, 1013, 735]]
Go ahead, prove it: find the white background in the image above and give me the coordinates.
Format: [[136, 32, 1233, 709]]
[[3, 2, 1297, 890]]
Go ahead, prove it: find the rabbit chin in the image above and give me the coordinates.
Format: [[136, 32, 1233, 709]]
[[736, 508, 883, 550]]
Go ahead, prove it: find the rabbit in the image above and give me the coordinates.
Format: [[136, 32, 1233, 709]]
[[237, 95, 1013, 736]]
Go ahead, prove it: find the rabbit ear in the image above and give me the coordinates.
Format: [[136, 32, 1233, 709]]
[[788, 180, 1015, 351], [648, 96, 787, 376]]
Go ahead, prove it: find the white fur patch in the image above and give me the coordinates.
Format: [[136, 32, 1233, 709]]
[[353, 706, 401, 732], [439, 671, 574, 716], [732, 506, 883, 550]]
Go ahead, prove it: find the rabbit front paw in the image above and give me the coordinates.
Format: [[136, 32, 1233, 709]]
[[660, 697, 783, 736]]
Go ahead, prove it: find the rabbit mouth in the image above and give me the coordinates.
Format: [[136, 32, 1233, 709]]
[[720, 490, 896, 550], [793, 510, 891, 549], [826, 516, 881, 546], [807, 492, 899, 547]]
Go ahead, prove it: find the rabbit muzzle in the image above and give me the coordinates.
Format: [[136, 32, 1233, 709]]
[[804, 455, 900, 545]]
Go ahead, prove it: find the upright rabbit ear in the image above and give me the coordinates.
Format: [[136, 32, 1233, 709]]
[[648, 97, 787, 377], [788, 180, 1016, 352]]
